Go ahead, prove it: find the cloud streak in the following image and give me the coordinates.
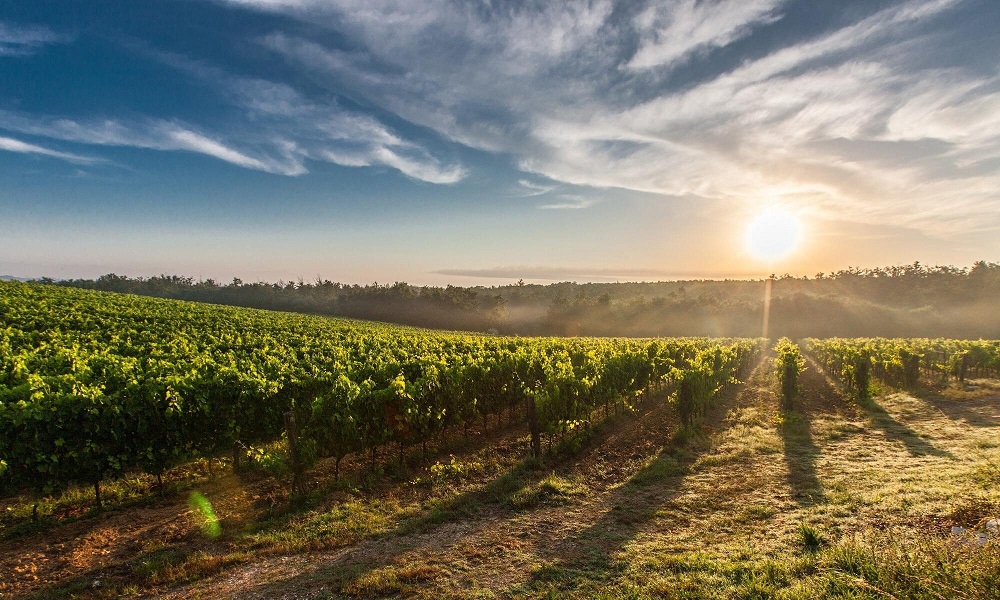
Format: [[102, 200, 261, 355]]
[[434, 266, 757, 281], [627, 0, 784, 71], [0, 135, 100, 164], [0, 111, 305, 175], [220, 0, 999, 234], [189, 61, 468, 183], [1, 36, 467, 183], [0, 73, 467, 182], [0, 21, 66, 56]]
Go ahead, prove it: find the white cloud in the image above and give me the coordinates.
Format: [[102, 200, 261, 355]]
[[226, 77, 463, 182], [515, 179, 558, 197], [372, 147, 465, 184], [0, 77, 467, 183], [627, 0, 784, 71], [166, 128, 287, 173], [0, 21, 66, 56], [0, 135, 100, 164], [538, 194, 598, 210], [143, 51, 467, 183], [0, 111, 306, 175], [1, 37, 467, 183]]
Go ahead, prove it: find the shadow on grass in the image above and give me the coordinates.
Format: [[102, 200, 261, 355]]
[[779, 410, 825, 505], [857, 396, 953, 458], [526, 433, 709, 589], [908, 387, 1000, 430], [232, 391, 676, 599], [776, 360, 860, 506], [804, 356, 952, 459], [522, 360, 764, 595]]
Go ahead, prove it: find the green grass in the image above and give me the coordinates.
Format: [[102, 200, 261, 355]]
[[510, 473, 588, 509]]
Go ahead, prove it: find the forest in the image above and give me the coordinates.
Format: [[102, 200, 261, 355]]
[[50, 261, 1000, 338]]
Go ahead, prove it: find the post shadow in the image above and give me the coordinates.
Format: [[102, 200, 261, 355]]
[[779, 409, 825, 505]]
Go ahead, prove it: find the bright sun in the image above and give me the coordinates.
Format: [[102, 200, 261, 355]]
[[745, 208, 803, 262]]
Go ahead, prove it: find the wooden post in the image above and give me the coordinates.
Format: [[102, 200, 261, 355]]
[[232, 443, 242, 474], [284, 411, 306, 497], [527, 396, 541, 460]]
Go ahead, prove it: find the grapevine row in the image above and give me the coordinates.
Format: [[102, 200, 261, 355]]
[[774, 338, 805, 410], [0, 282, 761, 506], [804, 338, 1000, 399]]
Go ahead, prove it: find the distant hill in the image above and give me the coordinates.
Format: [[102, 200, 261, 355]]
[[41, 261, 1000, 339], [0, 275, 28, 282]]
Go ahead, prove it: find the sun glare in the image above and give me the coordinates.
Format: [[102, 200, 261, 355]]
[[745, 208, 803, 262]]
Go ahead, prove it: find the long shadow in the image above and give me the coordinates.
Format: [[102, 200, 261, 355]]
[[804, 357, 953, 459], [522, 360, 763, 593], [17, 543, 200, 600], [777, 360, 861, 506], [779, 410, 825, 505], [5, 413, 540, 598], [857, 396, 953, 458], [238, 457, 554, 599], [230, 388, 679, 599], [908, 387, 1000, 430]]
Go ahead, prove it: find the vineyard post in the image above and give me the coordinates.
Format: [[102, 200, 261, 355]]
[[527, 395, 541, 460], [232, 443, 242, 474], [284, 411, 306, 497]]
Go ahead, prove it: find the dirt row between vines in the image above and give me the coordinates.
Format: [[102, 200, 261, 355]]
[[155, 355, 784, 599]]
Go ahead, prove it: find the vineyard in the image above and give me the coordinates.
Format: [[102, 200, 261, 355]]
[[0, 282, 760, 510], [3, 282, 1000, 599]]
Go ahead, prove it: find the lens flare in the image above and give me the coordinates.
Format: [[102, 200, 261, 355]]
[[188, 491, 221, 538]]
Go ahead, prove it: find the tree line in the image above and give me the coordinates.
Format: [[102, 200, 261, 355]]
[[41, 260, 1000, 338]]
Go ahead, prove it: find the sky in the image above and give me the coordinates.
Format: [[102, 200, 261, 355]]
[[1, 0, 998, 285]]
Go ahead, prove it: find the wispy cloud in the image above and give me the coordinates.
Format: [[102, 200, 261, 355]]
[[167, 128, 293, 173], [0, 111, 305, 175], [627, 0, 785, 71], [0, 135, 100, 164], [220, 0, 998, 233], [537, 194, 598, 210], [1, 79, 466, 182], [0, 21, 67, 56], [142, 50, 467, 183], [1, 34, 467, 182], [514, 179, 557, 197], [434, 266, 755, 281]]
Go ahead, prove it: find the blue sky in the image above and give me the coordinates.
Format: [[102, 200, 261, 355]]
[[1, 0, 998, 284]]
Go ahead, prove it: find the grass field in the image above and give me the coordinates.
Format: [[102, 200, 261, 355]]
[[3, 353, 999, 599]]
